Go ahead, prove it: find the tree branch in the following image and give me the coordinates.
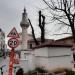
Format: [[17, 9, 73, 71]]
[[28, 19, 39, 45], [53, 32, 71, 35], [53, 16, 70, 26]]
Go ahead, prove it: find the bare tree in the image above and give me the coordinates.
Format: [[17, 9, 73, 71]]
[[39, 11, 45, 43], [42, 0, 75, 67], [28, 10, 46, 45], [28, 19, 39, 45], [43, 0, 75, 42]]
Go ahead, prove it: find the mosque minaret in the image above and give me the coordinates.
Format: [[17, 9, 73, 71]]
[[20, 8, 29, 50]]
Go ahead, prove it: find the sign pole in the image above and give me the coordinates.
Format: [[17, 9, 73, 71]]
[[8, 48, 14, 75]]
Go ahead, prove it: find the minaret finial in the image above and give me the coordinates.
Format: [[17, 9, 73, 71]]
[[24, 7, 26, 14], [20, 7, 29, 28]]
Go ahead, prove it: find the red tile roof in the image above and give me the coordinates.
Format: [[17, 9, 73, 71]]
[[31, 36, 73, 49]]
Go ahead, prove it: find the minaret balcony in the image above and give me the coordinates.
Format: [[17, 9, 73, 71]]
[[20, 23, 29, 28]]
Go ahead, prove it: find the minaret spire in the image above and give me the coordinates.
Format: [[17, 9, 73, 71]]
[[24, 7, 26, 13], [20, 7, 29, 28]]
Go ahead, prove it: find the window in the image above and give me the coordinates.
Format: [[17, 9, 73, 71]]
[[24, 53, 28, 60], [30, 43, 32, 49]]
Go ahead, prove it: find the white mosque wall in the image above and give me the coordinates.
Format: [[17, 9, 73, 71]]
[[33, 47, 73, 70]]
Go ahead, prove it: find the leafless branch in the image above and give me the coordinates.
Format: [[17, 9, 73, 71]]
[[53, 16, 70, 26], [28, 19, 39, 45], [42, 0, 75, 43], [53, 32, 71, 35]]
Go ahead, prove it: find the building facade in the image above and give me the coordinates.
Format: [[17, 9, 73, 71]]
[[0, 28, 5, 57], [18, 8, 74, 72]]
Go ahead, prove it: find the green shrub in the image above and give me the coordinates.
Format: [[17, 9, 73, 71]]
[[24, 67, 48, 75], [65, 71, 75, 75], [25, 71, 37, 75], [35, 67, 48, 73]]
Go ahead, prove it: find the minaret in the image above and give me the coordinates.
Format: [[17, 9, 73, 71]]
[[20, 8, 29, 50], [20, 8, 35, 72]]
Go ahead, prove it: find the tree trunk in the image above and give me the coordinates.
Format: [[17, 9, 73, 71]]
[[41, 15, 45, 43], [28, 19, 39, 45], [70, 23, 75, 43], [39, 11, 45, 43]]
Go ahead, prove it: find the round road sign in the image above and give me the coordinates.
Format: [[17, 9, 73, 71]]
[[8, 38, 19, 48]]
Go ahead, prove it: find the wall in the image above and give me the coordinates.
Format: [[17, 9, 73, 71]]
[[34, 47, 73, 70], [0, 47, 73, 74], [20, 50, 35, 72]]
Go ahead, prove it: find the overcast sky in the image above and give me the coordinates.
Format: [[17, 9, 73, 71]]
[[0, 0, 45, 35], [0, 0, 71, 44]]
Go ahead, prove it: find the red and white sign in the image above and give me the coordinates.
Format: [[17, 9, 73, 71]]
[[8, 38, 19, 48], [7, 27, 20, 38], [7, 27, 19, 75], [8, 49, 14, 75]]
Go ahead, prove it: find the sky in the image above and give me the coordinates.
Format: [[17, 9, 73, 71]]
[[0, 0, 45, 33], [0, 0, 71, 44], [0, 0, 46, 42]]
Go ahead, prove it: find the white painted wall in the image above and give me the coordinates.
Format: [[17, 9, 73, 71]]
[[48, 47, 71, 56], [34, 47, 73, 70], [34, 47, 49, 57], [20, 50, 35, 72], [0, 47, 74, 74], [35, 55, 73, 70]]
